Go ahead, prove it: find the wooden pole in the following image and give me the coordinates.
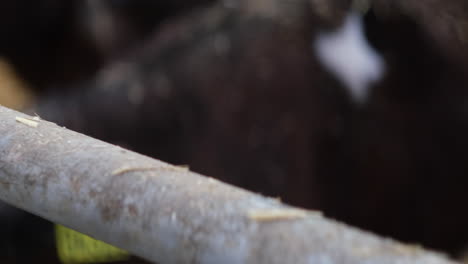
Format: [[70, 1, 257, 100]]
[[0, 106, 458, 263]]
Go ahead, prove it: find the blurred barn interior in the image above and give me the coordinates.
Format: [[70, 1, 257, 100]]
[[1, 0, 468, 263]]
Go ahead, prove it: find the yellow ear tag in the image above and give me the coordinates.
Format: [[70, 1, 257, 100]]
[[55, 225, 130, 264]]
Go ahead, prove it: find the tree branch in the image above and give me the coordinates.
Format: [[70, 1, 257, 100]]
[[0, 106, 458, 263]]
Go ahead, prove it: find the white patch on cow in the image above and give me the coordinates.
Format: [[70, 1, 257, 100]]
[[313, 13, 385, 103]]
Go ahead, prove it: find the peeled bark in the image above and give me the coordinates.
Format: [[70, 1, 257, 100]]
[[0, 105, 460, 264]]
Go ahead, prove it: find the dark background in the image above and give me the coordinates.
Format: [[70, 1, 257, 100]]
[[1, 0, 468, 263]]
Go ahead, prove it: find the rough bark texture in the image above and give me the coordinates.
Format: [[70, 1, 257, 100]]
[[0, 105, 460, 264]]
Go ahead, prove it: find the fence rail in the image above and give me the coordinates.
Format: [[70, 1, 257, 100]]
[[0, 106, 457, 264]]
